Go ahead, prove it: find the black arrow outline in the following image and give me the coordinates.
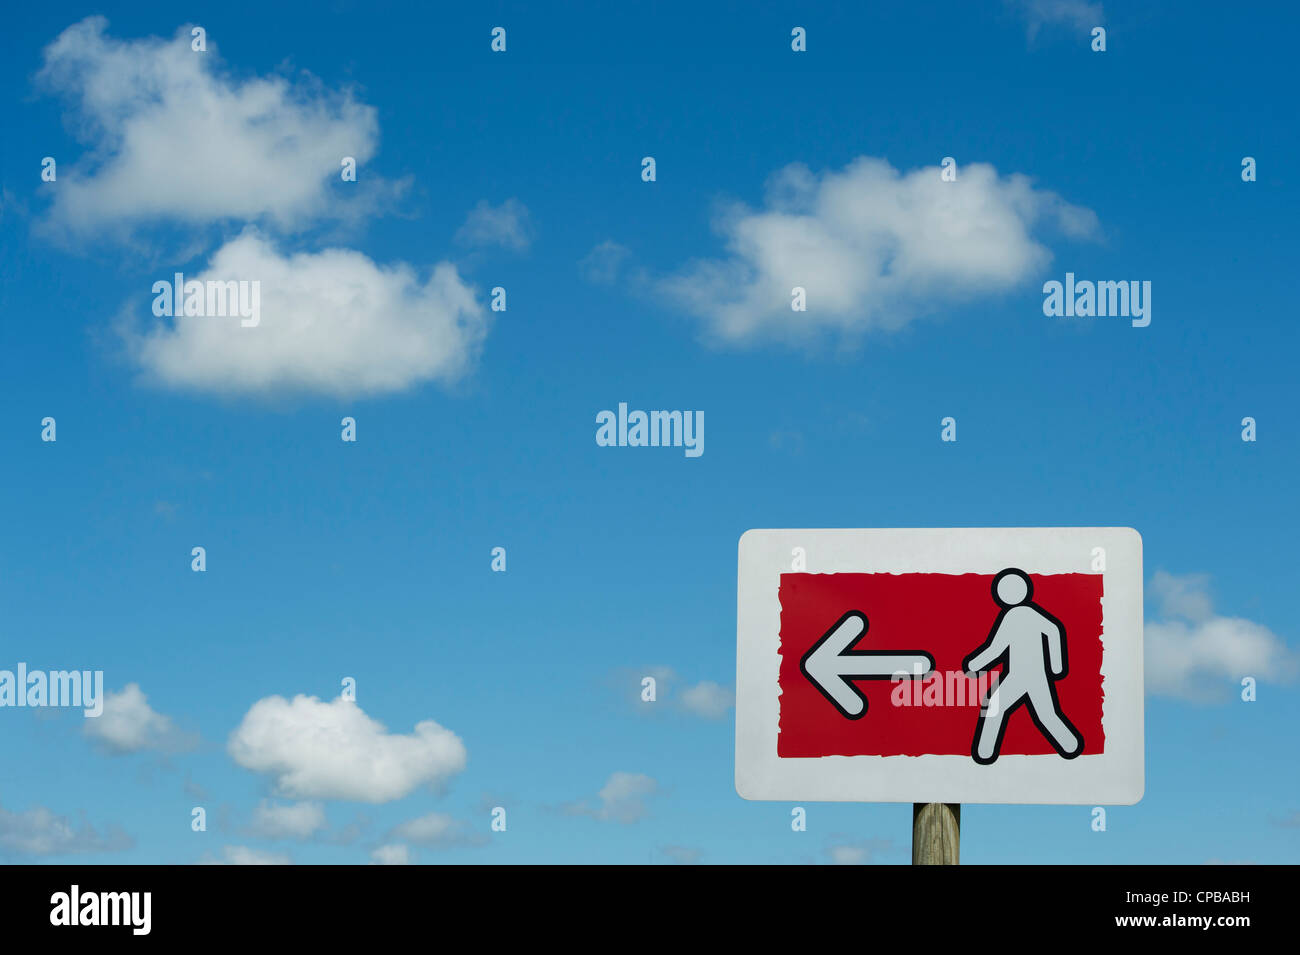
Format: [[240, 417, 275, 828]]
[[799, 610, 935, 720]]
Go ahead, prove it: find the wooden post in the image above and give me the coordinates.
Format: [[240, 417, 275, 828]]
[[912, 803, 960, 865]]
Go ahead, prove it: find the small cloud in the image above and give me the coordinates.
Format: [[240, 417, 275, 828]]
[[1149, 570, 1214, 623], [828, 846, 871, 865], [825, 837, 894, 865], [579, 240, 631, 285], [0, 804, 132, 857], [1272, 811, 1300, 829], [370, 843, 412, 865], [677, 681, 735, 720], [0, 187, 24, 225], [1008, 0, 1104, 40], [202, 845, 293, 865], [622, 666, 734, 719], [564, 772, 660, 824], [124, 229, 489, 400], [318, 815, 367, 846], [455, 198, 532, 251], [227, 693, 467, 803], [35, 16, 394, 239], [476, 791, 513, 814], [247, 801, 326, 841], [388, 812, 486, 849], [660, 845, 703, 865], [1145, 572, 1297, 702], [658, 156, 1097, 347], [84, 683, 197, 754]]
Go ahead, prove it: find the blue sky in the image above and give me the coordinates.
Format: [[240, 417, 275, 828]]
[[0, 0, 1296, 864]]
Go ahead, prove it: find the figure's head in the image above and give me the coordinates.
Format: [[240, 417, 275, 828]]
[[992, 568, 1032, 607]]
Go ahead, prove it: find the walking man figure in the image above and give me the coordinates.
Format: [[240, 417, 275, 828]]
[[963, 568, 1083, 765]]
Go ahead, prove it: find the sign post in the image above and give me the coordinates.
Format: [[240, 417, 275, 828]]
[[735, 528, 1144, 861], [912, 802, 960, 865]]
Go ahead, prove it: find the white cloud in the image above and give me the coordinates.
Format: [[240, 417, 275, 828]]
[[1009, 1, 1104, 39], [660, 156, 1096, 345], [204, 845, 293, 865], [828, 845, 871, 865], [660, 845, 703, 864], [370, 843, 412, 865], [455, 198, 532, 251], [579, 240, 632, 284], [83, 683, 196, 754], [1146, 571, 1297, 702], [389, 812, 484, 848], [227, 694, 467, 803], [37, 16, 388, 235], [248, 801, 326, 840], [566, 772, 660, 824], [825, 837, 893, 865], [677, 680, 734, 719], [39, 20, 483, 400], [631, 665, 676, 705], [0, 804, 132, 856], [1149, 570, 1215, 622], [126, 230, 489, 398], [625, 667, 734, 719]]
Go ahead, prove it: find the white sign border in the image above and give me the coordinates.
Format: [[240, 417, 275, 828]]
[[735, 527, 1144, 805]]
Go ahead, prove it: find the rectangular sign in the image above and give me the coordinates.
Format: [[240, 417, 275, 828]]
[[735, 528, 1144, 804]]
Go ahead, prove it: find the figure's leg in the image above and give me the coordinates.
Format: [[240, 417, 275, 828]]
[[973, 684, 1018, 763], [1026, 680, 1082, 757]]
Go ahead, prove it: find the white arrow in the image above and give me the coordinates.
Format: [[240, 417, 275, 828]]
[[799, 611, 934, 719]]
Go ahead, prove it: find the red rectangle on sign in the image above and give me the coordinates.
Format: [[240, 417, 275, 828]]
[[777, 572, 1105, 758]]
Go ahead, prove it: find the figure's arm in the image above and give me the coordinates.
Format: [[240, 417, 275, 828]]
[[964, 628, 1006, 674], [1045, 618, 1066, 677]]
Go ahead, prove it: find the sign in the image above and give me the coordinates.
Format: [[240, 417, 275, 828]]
[[735, 528, 1144, 804]]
